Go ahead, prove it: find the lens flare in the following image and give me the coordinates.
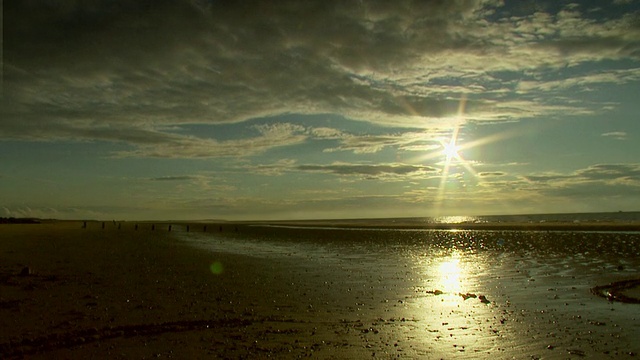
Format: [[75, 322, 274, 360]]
[[209, 261, 224, 275]]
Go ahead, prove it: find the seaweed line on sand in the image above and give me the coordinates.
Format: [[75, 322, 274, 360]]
[[0, 318, 254, 358], [591, 278, 640, 304]]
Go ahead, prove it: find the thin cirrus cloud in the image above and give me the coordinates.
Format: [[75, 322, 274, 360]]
[[296, 163, 439, 178], [525, 164, 640, 184], [112, 124, 444, 159], [601, 132, 628, 140], [114, 123, 308, 158], [3, 0, 640, 154], [149, 176, 199, 182]]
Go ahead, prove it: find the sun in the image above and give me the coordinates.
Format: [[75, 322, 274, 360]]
[[439, 126, 462, 163], [441, 140, 460, 162]]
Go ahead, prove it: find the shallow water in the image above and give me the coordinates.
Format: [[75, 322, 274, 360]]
[[177, 227, 640, 358]]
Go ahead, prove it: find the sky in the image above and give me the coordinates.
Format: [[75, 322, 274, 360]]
[[2, 0, 640, 221]]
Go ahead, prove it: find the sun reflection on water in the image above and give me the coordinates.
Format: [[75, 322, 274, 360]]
[[407, 250, 501, 356], [437, 256, 464, 294], [434, 215, 479, 224]]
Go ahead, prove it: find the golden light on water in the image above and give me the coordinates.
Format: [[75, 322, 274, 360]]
[[436, 254, 465, 294]]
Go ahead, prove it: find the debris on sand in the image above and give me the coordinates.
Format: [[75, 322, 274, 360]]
[[19, 267, 32, 277], [459, 292, 477, 300]]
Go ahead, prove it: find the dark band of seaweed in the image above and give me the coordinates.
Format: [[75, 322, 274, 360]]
[[591, 279, 640, 304]]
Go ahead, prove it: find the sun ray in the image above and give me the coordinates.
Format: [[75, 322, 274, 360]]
[[404, 94, 526, 217]]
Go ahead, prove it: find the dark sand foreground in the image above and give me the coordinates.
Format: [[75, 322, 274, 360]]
[[1, 221, 639, 359]]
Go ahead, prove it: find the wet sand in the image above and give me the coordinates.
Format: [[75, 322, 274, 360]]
[[1, 221, 639, 359]]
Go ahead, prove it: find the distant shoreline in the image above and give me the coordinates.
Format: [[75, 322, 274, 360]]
[[246, 220, 640, 232], [4, 214, 640, 232]]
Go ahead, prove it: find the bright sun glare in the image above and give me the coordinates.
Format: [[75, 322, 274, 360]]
[[441, 140, 460, 161]]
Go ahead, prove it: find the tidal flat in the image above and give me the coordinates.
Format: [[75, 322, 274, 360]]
[[1, 221, 639, 358]]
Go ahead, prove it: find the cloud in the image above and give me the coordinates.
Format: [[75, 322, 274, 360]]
[[524, 173, 570, 183], [297, 163, 438, 179], [4, 0, 640, 152], [115, 123, 307, 158], [525, 163, 640, 185], [322, 131, 444, 154], [150, 176, 198, 181], [601, 131, 628, 140], [517, 69, 640, 93], [478, 171, 506, 177], [576, 164, 640, 181], [245, 159, 298, 176]]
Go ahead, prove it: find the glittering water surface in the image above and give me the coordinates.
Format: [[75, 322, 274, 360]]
[[178, 227, 640, 358]]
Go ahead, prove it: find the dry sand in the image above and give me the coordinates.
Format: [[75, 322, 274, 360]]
[[1, 221, 639, 359]]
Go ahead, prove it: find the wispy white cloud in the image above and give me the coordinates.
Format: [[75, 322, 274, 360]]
[[525, 163, 640, 186], [518, 69, 640, 92], [601, 131, 628, 140], [322, 131, 444, 154], [114, 123, 307, 158]]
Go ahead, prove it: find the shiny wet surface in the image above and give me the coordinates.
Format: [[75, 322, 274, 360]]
[[180, 227, 640, 358]]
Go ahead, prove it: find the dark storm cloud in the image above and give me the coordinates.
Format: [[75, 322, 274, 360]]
[[3, 0, 639, 151]]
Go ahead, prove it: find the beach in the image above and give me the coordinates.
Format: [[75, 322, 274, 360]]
[[1, 221, 639, 359]]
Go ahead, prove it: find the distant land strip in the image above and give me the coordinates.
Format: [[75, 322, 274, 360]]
[[250, 220, 640, 232], [0, 218, 41, 224]]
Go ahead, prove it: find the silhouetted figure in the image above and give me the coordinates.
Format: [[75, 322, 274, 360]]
[[186, 225, 190, 232], [102, 222, 105, 229], [219, 226, 222, 232], [135, 224, 138, 230], [168, 225, 172, 232], [82, 221, 87, 229], [152, 224, 155, 231], [203, 225, 207, 232], [118, 223, 121, 230]]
